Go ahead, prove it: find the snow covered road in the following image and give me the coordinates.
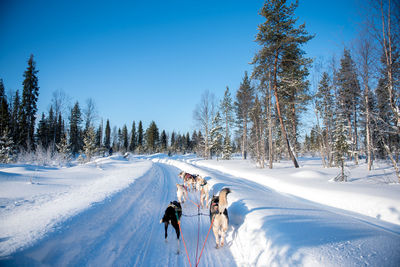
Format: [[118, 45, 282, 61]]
[[1, 156, 400, 266]]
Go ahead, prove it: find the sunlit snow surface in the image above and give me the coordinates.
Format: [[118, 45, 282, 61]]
[[1, 154, 399, 266]]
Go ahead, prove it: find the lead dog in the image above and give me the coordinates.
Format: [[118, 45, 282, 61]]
[[178, 171, 198, 191], [160, 201, 182, 240], [209, 188, 231, 248]]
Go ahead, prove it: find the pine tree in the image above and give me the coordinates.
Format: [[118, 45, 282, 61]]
[[210, 112, 223, 159], [83, 126, 96, 162], [104, 119, 111, 149], [69, 101, 83, 155], [220, 86, 234, 160], [10, 90, 21, 147], [20, 54, 40, 150], [278, 43, 311, 154], [56, 133, 71, 162], [235, 72, 254, 160], [333, 104, 349, 182], [129, 121, 137, 152], [160, 130, 168, 152], [145, 121, 159, 153], [0, 128, 14, 163], [253, 0, 313, 168], [36, 113, 49, 148], [0, 79, 10, 135], [122, 124, 128, 152], [138, 121, 144, 152], [315, 72, 335, 167], [336, 48, 361, 165]]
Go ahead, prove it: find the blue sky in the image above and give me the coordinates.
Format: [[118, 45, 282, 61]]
[[0, 0, 360, 135]]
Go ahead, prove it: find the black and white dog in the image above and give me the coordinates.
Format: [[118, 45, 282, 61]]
[[160, 201, 182, 240], [209, 188, 231, 248]]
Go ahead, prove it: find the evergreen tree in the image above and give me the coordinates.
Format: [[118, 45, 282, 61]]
[[0, 79, 10, 135], [56, 132, 71, 162], [220, 86, 234, 160], [278, 43, 311, 153], [0, 128, 14, 163], [315, 72, 335, 166], [210, 112, 223, 159], [145, 121, 159, 153], [235, 71, 255, 160], [104, 119, 111, 149], [160, 130, 168, 152], [253, 0, 313, 168], [336, 48, 361, 164], [69, 101, 83, 155], [129, 121, 136, 152], [137, 121, 144, 152], [333, 104, 349, 182], [36, 113, 49, 148], [95, 120, 103, 148], [20, 54, 40, 150], [170, 131, 176, 152], [10, 90, 21, 146], [122, 124, 128, 152]]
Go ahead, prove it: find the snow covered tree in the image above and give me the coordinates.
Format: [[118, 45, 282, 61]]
[[56, 133, 71, 162], [83, 126, 96, 162], [10, 90, 21, 147], [210, 111, 223, 159], [336, 48, 361, 165], [235, 71, 254, 160], [220, 86, 234, 159], [0, 128, 14, 163], [20, 54, 40, 150], [333, 101, 350, 182]]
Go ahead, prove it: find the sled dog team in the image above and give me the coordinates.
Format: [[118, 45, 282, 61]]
[[160, 171, 231, 249]]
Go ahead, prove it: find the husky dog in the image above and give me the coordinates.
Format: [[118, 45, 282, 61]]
[[176, 184, 188, 204], [160, 201, 182, 240], [178, 171, 197, 191], [196, 176, 209, 208], [209, 188, 231, 248]]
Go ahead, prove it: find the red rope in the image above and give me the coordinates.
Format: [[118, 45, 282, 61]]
[[196, 216, 215, 267], [195, 205, 200, 266], [178, 221, 192, 267]]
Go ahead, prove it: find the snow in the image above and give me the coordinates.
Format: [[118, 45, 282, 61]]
[[1, 154, 400, 266]]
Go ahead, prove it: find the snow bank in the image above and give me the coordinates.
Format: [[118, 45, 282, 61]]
[[154, 155, 400, 226]]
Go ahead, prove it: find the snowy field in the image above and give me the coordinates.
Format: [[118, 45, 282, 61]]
[[0, 154, 399, 266]]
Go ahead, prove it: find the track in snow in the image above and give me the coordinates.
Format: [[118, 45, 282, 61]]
[[2, 163, 236, 267]]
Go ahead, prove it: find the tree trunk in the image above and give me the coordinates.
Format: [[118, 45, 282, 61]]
[[272, 51, 299, 168]]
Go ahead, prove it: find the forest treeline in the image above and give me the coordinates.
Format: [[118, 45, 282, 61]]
[[0, 0, 399, 182], [192, 0, 399, 181]]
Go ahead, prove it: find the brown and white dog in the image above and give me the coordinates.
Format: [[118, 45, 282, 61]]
[[176, 183, 188, 204], [178, 171, 197, 191], [209, 188, 231, 248], [196, 176, 209, 208]]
